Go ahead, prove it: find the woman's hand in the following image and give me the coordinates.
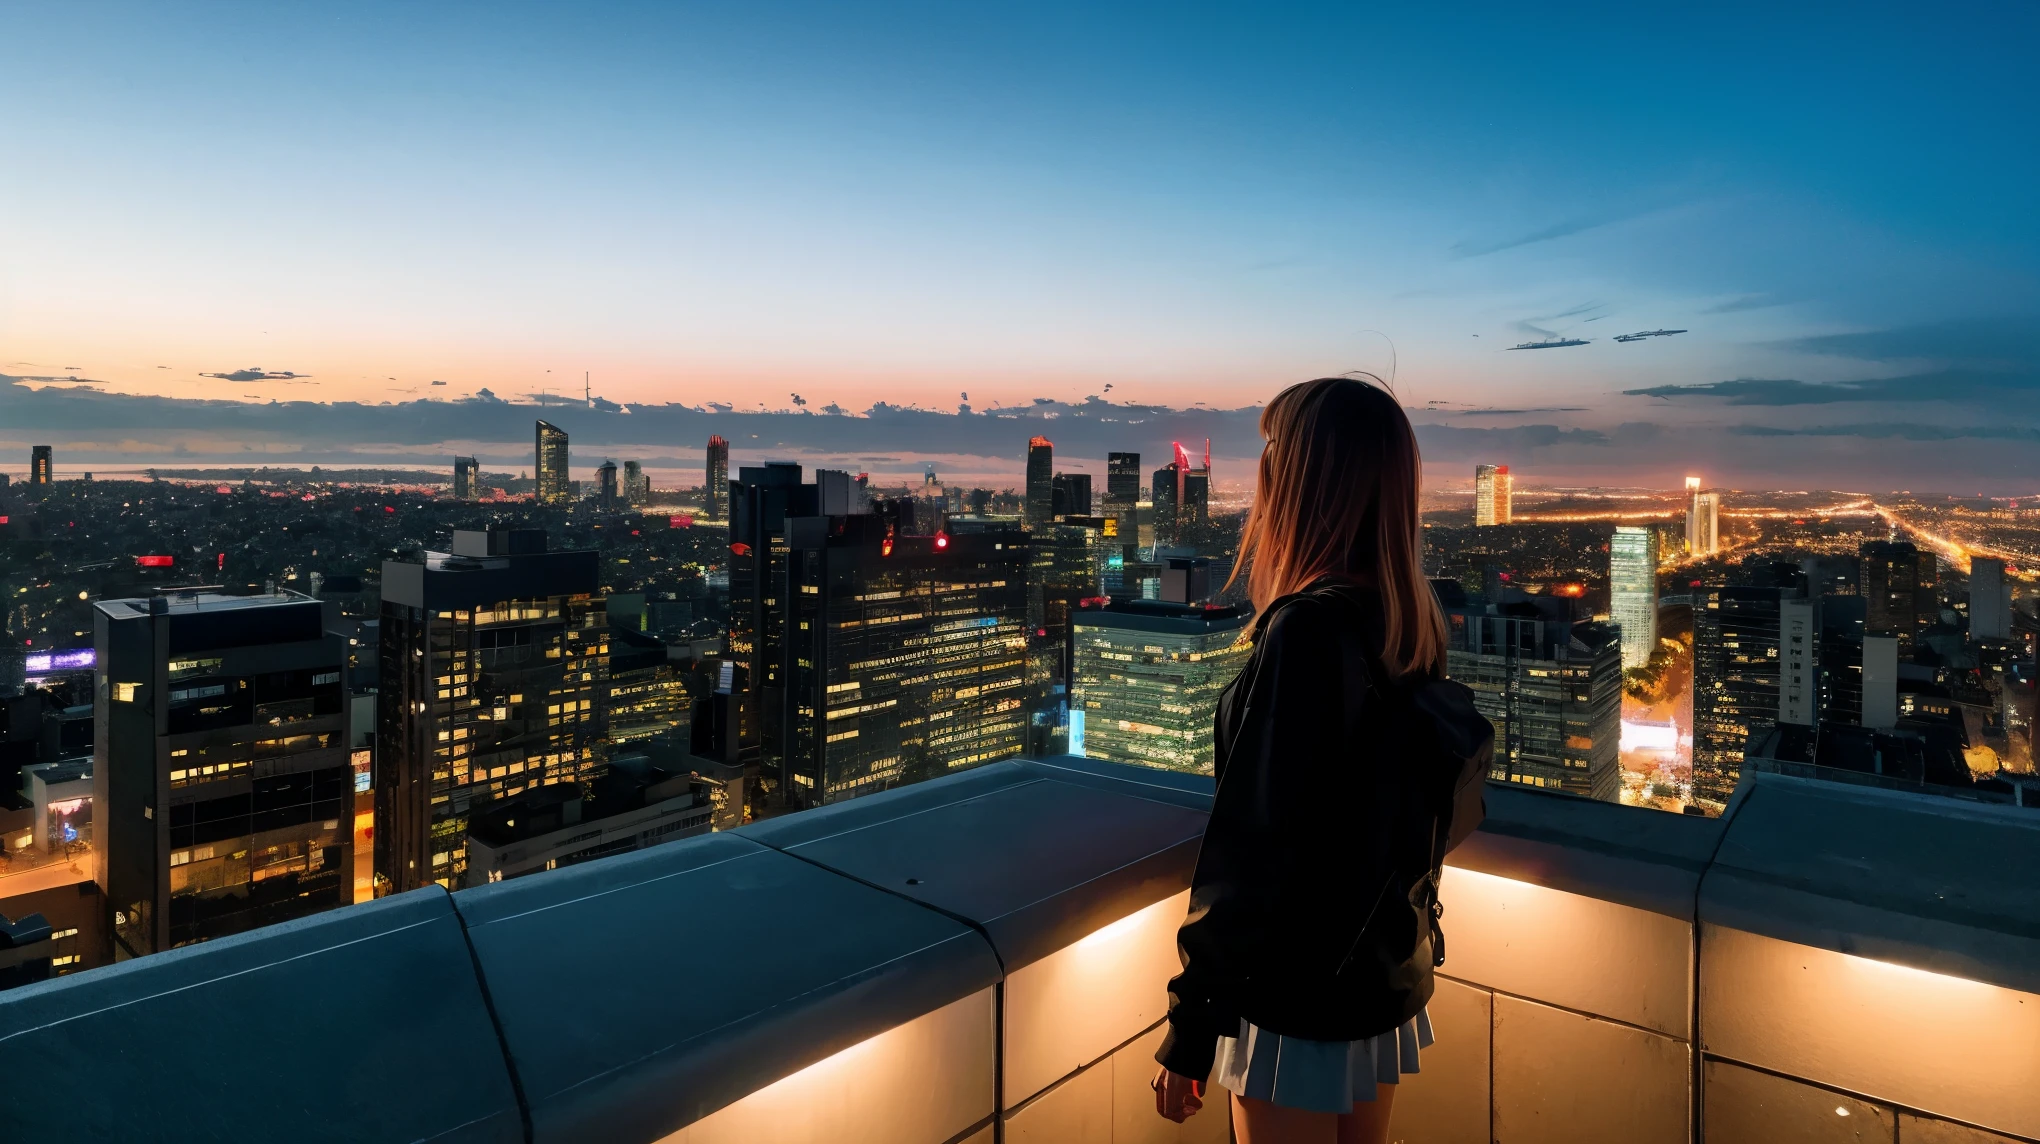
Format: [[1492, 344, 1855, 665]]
[[1152, 1066, 1205, 1122]]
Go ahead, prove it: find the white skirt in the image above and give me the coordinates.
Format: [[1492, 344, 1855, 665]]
[[1212, 1008, 1434, 1114]]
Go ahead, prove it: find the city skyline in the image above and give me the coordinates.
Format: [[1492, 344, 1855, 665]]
[[4, 4, 2037, 492]]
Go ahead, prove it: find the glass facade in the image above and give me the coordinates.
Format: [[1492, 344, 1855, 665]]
[[784, 518, 1029, 805], [1444, 604, 1623, 801], [1691, 585, 1786, 811], [1072, 601, 1252, 774], [1609, 525, 1660, 670], [535, 420, 571, 505]]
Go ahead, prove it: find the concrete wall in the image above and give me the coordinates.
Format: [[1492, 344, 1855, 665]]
[[7, 763, 2040, 1144]]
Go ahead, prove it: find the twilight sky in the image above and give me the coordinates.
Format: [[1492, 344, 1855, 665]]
[[3, 3, 2036, 491]]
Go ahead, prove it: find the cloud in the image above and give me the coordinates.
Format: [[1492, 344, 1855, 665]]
[[1728, 423, 2040, 443], [430, 380, 448, 386], [199, 368, 308, 382], [1770, 315, 2038, 368], [1451, 214, 1631, 259], [1624, 368, 2038, 405], [1700, 293, 1789, 314]]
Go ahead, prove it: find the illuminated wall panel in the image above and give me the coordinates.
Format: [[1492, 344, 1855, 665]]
[[1003, 890, 1188, 1107], [1702, 1059, 1893, 1143], [1393, 976, 1493, 1144], [1492, 993, 1689, 1144], [674, 987, 995, 1144], [1699, 924, 2040, 1140], [1439, 865, 1692, 1037]]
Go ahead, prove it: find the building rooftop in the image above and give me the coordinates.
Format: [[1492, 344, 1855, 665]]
[[4, 759, 2038, 1142], [1075, 598, 1252, 635], [92, 591, 310, 619]]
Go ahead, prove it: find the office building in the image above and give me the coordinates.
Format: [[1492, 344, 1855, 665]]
[[1861, 635, 1900, 729], [94, 592, 350, 956], [705, 435, 730, 521], [1686, 478, 1720, 557], [1860, 540, 1937, 651], [596, 460, 620, 505], [1970, 556, 2011, 640], [1779, 598, 1820, 726], [1692, 584, 1795, 810], [1106, 453, 1141, 508], [1440, 590, 1623, 801], [1151, 461, 1180, 547], [461, 754, 729, 886], [1609, 525, 1659, 670], [1818, 595, 1867, 726], [452, 457, 480, 502], [1052, 472, 1092, 518], [535, 420, 571, 505], [728, 463, 819, 792], [1072, 600, 1252, 773], [375, 528, 606, 892], [606, 626, 689, 746], [1105, 451, 1141, 561], [29, 446, 52, 489], [623, 460, 648, 505], [1025, 436, 1055, 528], [1474, 464, 1512, 527], [815, 468, 856, 516], [780, 514, 1029, 807]]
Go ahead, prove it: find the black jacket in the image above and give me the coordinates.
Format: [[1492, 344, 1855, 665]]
[[1157, 584, 1491, 1080]]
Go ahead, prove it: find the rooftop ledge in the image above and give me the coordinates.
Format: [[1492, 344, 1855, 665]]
[[3, 758, 2037, 1144]]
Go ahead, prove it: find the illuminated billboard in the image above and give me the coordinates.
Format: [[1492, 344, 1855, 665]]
[[25, 649, 96, 673]]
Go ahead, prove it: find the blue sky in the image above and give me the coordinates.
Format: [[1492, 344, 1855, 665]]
[[2, 2, 2036, 489]]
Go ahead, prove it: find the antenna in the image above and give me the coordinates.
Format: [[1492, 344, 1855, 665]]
[[584, 372, 591, 409]]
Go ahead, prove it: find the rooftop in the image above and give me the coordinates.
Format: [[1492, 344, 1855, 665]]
[[3, 759, 2037, 1143]]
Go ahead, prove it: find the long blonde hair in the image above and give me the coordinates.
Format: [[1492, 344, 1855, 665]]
[[1229, 376, 1446, 678]]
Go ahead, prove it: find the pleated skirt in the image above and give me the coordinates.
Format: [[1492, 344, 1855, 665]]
[[1211, 1008, 1434, 1114]]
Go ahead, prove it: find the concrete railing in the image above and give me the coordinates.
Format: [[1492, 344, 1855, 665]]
[[2, 757, 2036, 1143]]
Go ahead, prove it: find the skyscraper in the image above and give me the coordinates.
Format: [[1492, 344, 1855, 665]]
[[780, 514, 1029, 806], [1692, 584, 1793, 810], [1970, 556, 2011, 640], [1104, 451, 1141, 562], [1025, 436, 1055, 528], [535, 420, 571, 505], [29, 445, 52, 489], [452, 457, 480, 502], [1818, 594, 1867, 726], [1474, 464, 1512, 527], [1860, 540, 1937, 651], [1151, 461, 1180, 547], [1778, 597, 1820, 726], [705, 435, 729, 521], [595, 460, 620, 505], [1073, 600, 1253, 773], [1051, 472, 1092, 518], [1106, 452, 1141, 506], [1181, 465, 1210, 539], [1609, 526, 1659, 670], [1440, 590, 1623, 801], [375, 528, 607, 892], [1685, 478, 1719, 556], [728, 463, 818, 794], [622, 460, 647, 505], [94, 592, 351, 955]]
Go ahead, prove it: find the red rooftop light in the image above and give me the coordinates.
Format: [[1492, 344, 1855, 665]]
[[934, 531, 950, 550], [136, 555, 174, 568], [731, 542, 753, 557]]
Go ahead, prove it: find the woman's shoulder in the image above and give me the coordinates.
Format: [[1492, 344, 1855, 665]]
[[1255, 589, 1369, 655]]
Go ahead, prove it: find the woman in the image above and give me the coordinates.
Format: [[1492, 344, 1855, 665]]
[[1152, 375, 1491, 1144]]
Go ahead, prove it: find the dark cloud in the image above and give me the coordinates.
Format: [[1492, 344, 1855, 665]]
[[1728, 423, 2040, 443], [1625, 367, 2038, 405], [1771, 315, 2037, 368], [199, 368, 308, 382]]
